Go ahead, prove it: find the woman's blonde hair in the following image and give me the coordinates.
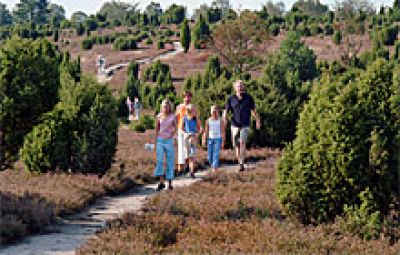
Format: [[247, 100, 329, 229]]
[[211, 105, 218, 112]]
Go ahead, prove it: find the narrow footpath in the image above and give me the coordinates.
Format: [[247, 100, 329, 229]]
[[0, 164, 244, 255], [97, 41, 183, 83]]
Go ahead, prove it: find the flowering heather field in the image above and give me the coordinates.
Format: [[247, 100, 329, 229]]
[[0, 127, 159, 245], [78, 153, 400, 254], [0, 124, 267, 245]]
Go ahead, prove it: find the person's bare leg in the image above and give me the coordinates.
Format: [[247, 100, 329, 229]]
[[189, 158, 195, 173], [239, 140, 246, 170], [235, 145, 240, 164], [185, 158, 189, 171], [189, 158, 195, 178]]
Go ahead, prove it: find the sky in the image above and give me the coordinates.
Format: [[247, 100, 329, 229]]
[[1, 0, 392, 18]]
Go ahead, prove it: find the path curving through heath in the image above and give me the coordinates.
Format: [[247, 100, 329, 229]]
[[0, 164, 248, 255], [97, 41, 183, 83]]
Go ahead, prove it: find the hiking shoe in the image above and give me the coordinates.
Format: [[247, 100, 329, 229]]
[[168, 185, 173, 190], [156, 182, 165, 191], [184, 165, 190, 174], [190, 172, 195, 179], [239, 164, 245, 172]]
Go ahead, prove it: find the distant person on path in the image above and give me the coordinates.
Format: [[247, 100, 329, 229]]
[[182, 104, 201, 178], [175, 91, 201, 175], [133, 97, 141, 120], [96, 55, 105, 74], [154, 99, 177, 190], [202, 105, 225, 172], [223, 80, 260, 172], [126, 97, 133, 122]]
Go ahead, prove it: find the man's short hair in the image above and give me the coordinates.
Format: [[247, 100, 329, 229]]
[[183, 91, 193, 97], [233, 80, 244, 87]]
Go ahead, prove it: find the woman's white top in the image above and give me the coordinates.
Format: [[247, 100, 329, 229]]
[[208, 118, 222, 139]]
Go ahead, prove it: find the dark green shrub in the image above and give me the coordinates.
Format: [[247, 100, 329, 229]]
[[21, 74, 118, 175], [393, 41, 400, 60], [359, 50, 376, 68], [133, 115, 155, 132], [60, 20, 72, 29], [192, 14, 210, 49], [84, 18, 97, 31], [269, 24, 280, 36], [203, 55, 222, 84], [164, 29, 174, 37], [141, 115, 155, 129], [128, 61, 140, 80], [138, 31, 149, 40], [333, 30, 342, 45], [297, 24, 311, 36], [76, 23, 85, 36], [277, 59, 399, 225], [117, 94, 129, 120], [375, 47, 390, 60], [81, 38, 93, 50], [163, 4, 185, 24], [323, 24, 333, 35], [157, 40, 165, 49], [381, 25, 398, 45], [111, 19, 122, 27], [180, 19, 191, 53], [142, 60, 170, 82], [95, 36, 103, 44], [53, 29, 59, 42], [125, 74, 141, 101], [140, 68, 177, 110], [113, 37, 137, 51], [250, 31, 318, 147], [146, 38, 153, 45], [133, 123, 146, 132], [0, 38, 60, 168], [20, 107, 70, 172], [340, 188, 384, 240], [310, 24, 323, 35]]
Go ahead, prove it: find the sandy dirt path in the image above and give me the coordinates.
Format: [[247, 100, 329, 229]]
[[0, 163, 246, 255]]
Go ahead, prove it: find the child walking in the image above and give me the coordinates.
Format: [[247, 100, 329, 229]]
[[154, 99, 177, 190], [182, 104, 201, 178], [202, 105, 225, 172]]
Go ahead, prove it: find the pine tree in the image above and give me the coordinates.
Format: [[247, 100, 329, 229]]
[[394, 0, 400, 9], [192, 14, 209, 49], [277, 59, 399, 224], [180, 19, 191, 53]]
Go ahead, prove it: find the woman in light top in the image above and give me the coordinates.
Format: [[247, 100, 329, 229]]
[[202, 105, 225, 172], [154, 99, 177, 190]]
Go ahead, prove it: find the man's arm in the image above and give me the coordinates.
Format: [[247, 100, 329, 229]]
[[154, 117, 160, 153], [221, 118, 226, 149], [251, 110, 261, 130], [193, 107, 203, 134], [223, 97, 230, 123], [202, 118, 209, 147]]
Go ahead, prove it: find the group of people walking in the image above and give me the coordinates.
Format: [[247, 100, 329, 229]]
[[154, 80, 261, 191]]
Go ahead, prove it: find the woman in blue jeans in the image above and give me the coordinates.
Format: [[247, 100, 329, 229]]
[[202, 105, 225, 172], [155, 99, 177, 190]]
